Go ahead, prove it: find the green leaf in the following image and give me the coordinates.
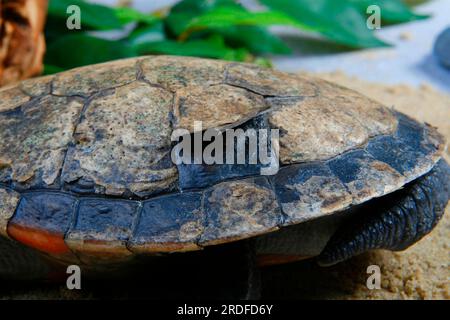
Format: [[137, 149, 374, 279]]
[[48, 0, 122, 30], [260, 0, 389, 48], [217, 26, 291, 54], [165, 0, 292, 55], [165, 0, 247, 37], [114, 6, 160, 25], [348, 0, 429, 23], [182, 6, 309, 34], [135, 35, 250, 61], [45, 34, 136, 70]]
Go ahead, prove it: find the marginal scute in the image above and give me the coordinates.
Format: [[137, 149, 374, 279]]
[[0, 85, 31, 112], [62, 82, 177, 197], [200, 177, 281, 245], [174, 84, 268, 132], [0, 188, 20, 238], [65, 199, 139, 264], [140, 55, 226, 91], [7, 193, 78, 263], [328, 150, 405, 205], [391, 112, 444, 182], [52, 58, 138, 96], [273, 162, 352, 225], [0, 95, 84, 187], [225, 63, 317, 97], [10, 193, 75, 235], [129, 192, 204, 253], [366, 135, 432, 180]]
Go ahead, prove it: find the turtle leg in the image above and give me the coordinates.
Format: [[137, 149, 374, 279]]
[[318, 159, 450, 266], [0, 236, 52, 280]]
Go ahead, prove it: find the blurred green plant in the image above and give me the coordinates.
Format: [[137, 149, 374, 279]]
[[44, 0, 428, 73]]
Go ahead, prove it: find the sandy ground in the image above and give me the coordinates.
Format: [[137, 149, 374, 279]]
[[0, 72, 449, 300]]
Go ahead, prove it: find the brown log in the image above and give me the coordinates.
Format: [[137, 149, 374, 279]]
[[0, 0, 48, 86]]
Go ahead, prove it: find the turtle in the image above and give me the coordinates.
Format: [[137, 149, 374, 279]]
[[0, 56, 449, 299]]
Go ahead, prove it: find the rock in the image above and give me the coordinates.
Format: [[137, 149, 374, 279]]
[[434, 28, 450, 69]]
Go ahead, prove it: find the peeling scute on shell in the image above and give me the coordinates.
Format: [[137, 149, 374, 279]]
[[0, 188, 20, 238], [0, 96, 84, 187], [52, 58, 138, 96], [173, 84, 268, 132], [62, 82, 177, 197], [225, 63, 317, 97]]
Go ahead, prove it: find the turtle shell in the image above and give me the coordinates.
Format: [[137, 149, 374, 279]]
[[0, 56, 446, 265]]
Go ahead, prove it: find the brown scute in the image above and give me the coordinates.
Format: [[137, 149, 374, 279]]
[[140, 55, 226, 91], [268, 80, 398, 164], [62, 82, 177, 197], [199, 177, 282, 246], [225, 63, 317, 97], [174, 84, 268, 132], [314, 77, 398, 137], [269, 97, 369, 163], [52, 58, 138, 96], [0, 95, 84, 186], [0, 188, 20, 238]]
